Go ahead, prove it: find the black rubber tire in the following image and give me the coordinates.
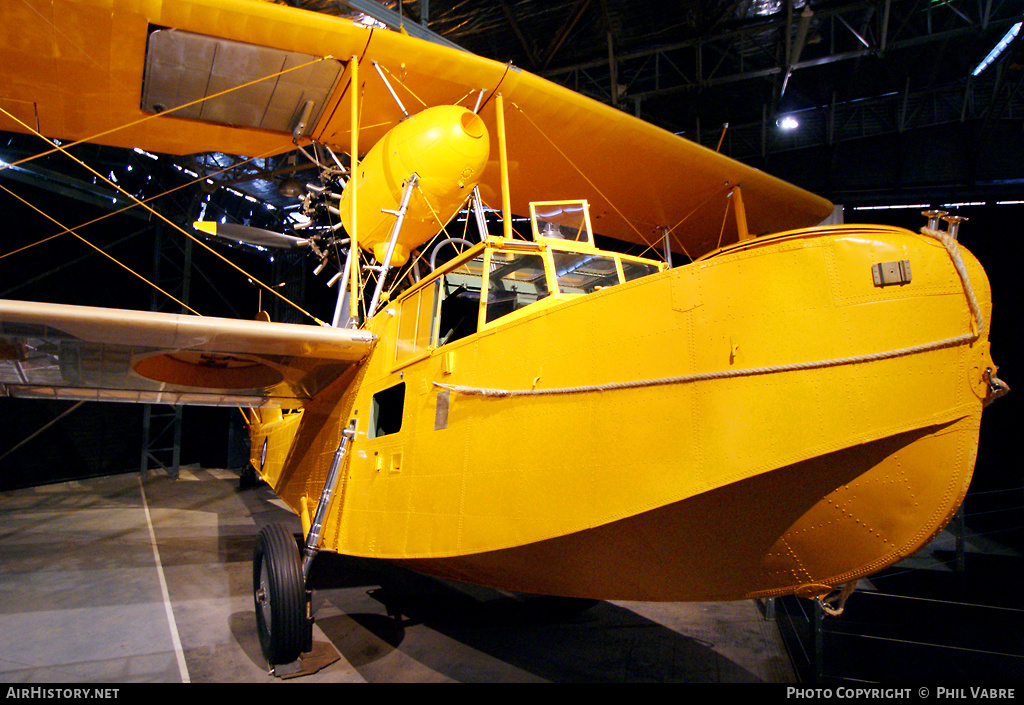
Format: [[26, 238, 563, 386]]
[[238, 463, 260, 490], [253, 524, 310, 665]]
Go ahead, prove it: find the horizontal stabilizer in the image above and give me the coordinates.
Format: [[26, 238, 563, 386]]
[[0, 300, 375, 408]]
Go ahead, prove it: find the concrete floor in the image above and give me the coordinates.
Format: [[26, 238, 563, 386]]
[[0, 467, 796, 683]]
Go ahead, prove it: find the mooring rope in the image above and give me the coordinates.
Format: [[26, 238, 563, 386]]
[[921, 226, 1008, 404], [818, 580, 860, 617], [920, 226, 984, 335], [434, 333, 978, 398]]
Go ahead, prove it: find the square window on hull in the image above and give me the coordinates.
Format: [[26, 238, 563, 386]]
[[370, 383, 405, 438]]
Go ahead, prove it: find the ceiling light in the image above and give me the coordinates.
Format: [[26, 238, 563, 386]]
[[854, 204, 931, 211], [972, 22, 1022, 76], [744, 0, 804, 18], [353, 13, 387, 29], [777, 116, 799, 130]]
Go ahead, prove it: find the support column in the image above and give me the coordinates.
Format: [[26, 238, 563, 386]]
[[141, 221, 190, 479]]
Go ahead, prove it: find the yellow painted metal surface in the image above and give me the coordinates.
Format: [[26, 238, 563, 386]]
[[249, 408, 304, 491], [336, 105, 490, 265], [256, 221, 997, 601], [400, 414, 981, 601]]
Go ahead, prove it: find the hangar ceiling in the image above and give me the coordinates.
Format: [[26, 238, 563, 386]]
[[300, 0, 1024, 206]]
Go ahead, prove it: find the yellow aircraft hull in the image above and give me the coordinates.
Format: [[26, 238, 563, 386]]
[[399, 415, 980, 601], [252, 223, 996, 602]]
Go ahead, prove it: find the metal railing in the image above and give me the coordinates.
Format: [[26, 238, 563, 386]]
[[771, 488, 1024, 683]]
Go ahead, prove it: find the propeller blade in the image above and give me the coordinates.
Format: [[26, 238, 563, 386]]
[[193, 221, 310, 249]]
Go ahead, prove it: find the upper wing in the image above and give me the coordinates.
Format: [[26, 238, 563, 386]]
[[0, 299, 375, 407], [0, 0, 832, 257]]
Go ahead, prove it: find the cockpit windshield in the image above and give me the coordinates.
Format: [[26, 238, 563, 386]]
[[530, 201, 594, 245], [621, 259, 661, 282], [392, 200, 665, 367]]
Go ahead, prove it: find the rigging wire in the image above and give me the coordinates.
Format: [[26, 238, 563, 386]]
[[0, 55, 335, 172], [0, 401, 86, 464], [664, 184, 734, 262], [509, 101, 663, 259], [374, 62, 428, 110], [379, 187, 477, 306], [0, 152, 271, 262], [0, 106, 327, 326], [0, 182, 199, 315]]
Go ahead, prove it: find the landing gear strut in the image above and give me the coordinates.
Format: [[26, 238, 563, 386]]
[[252, 420, 356, 669]]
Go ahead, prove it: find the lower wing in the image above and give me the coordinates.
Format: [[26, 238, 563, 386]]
[[0, 300, 374, 408]]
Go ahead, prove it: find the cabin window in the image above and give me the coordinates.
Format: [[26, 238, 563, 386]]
[[485, 252, 550, 323], [552, 252, 620, 294], [620, 259, 661, 282], [395, 280, 439, 365], [369, 382, 405, 438], [437, 255, 485, 347]]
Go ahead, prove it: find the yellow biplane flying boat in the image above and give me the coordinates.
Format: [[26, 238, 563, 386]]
[[0, 0, 1009, 669]]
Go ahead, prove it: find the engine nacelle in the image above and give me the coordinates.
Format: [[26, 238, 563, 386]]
[[338, 105, 490, 266]]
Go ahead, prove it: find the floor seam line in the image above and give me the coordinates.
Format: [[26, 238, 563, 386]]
[[137, 474, 191, 683]]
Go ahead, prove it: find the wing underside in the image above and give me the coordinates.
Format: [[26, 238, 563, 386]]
[[0, 300, 375, 408]]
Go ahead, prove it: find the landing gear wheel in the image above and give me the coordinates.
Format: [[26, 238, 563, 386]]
[[239, 463, 260, 490], [253, 524, 310, 666]]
